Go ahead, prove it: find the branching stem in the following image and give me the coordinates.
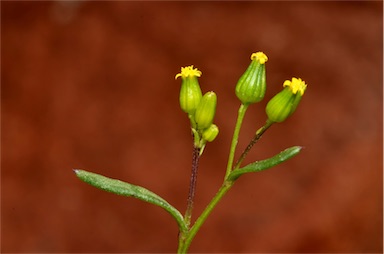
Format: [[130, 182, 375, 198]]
[[179, 180, 234, 253], [234, 120, 273, 169]]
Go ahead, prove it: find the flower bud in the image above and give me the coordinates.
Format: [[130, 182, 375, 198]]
[[235, 52, 268, 105], [266, 77, 307, 123], [194, 91, 217, 130], [176, 65, 203, 114], [202, 124, 219, 142]]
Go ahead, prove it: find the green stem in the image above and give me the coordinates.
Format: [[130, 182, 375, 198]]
[[179, 180, 234, 253], [225, 104, 248, 179], [234, 119, 273, 169], [178, 230, 186, 253]]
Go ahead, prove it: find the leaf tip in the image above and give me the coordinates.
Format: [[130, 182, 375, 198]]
[[73, 169, 83, 176]]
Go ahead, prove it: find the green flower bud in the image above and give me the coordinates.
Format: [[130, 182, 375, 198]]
[[194, 91, 217, 130], [235, 52, 268, 105], [202, 124, 219, 142], [175, 65, 203, 114], [266, 77, 307, 123]]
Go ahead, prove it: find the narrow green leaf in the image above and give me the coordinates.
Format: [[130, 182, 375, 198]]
[[228, 146, 302, 181], [74, 169, 187, 232]]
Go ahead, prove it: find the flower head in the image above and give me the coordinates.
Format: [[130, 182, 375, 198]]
[[176, 65, 203, 114], [235, 52, 268, 105], [202, 124, 219, 142], [195, 91, 217, 130], [266, 77, 307, 123]]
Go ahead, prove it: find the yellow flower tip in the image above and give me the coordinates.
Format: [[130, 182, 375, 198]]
[[251, 52, 268, 64], [175, 65, 202, 80], [283, 77, 307, 95]]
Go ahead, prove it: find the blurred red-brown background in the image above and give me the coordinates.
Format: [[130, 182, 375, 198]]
[[1, 1, 382, 253]]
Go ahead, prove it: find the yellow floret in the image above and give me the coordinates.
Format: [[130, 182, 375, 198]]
[[283, 77, 307, 95], [175, 65, 202, 79], [251, 52, 268, 64]]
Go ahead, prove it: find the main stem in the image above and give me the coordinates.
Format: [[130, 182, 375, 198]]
[[179, 104, 251, 253], [179, 180, 234, 253], [178, 104, 249, 253], [225, 104, 248, 179]]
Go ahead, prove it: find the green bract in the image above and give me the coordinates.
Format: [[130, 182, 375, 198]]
[[266, 77, 307, 123], [235, 52, 268, 105], [195, 92, 217, 130]]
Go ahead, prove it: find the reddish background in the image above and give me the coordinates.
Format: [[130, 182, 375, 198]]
[[1, 1, 383, 253]]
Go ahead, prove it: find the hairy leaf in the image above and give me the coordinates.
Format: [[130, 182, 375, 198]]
[[74, 169, 187, 232]]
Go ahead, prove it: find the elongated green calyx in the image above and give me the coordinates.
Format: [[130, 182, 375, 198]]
[[176, 66, 203, 115], [266, 77, 307, 123], [235, 52, 268, 105], [195, 91, 217, 130], [202, 124, 219, 142]]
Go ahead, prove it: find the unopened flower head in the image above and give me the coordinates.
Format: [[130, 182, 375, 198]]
[[235, 52, 268, 105], [176, 65, 203, 115], [194, 91, 217, 130], [266, 77, 307, 123], [202, 124, 219, 142]]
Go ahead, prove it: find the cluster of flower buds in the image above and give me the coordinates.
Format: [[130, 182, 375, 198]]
[[235, 52, 307, 123], [176, 66, 219, 147], [176, 54, 307, 149]]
